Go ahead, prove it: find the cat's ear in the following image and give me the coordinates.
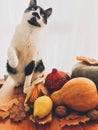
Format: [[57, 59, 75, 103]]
[[45, 8, 52, 18], [29, 0, 37, 6]]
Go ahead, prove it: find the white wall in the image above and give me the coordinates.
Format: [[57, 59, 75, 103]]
[[0, 0, 98, 78]]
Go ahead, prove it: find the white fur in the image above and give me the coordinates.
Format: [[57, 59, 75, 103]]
[[7, 9, 45, 94], [2, 3, 52, 104]]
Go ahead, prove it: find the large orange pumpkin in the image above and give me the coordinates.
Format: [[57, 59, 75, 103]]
[[51, 77, 98, 112]]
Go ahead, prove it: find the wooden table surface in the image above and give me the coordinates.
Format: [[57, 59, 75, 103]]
[[0, 77, 98, 130]]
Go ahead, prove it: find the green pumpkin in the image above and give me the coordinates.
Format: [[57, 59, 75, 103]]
[[71, 62, 98, 88]]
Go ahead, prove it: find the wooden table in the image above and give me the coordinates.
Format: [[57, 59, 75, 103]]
[[0, 77, 98, 130]]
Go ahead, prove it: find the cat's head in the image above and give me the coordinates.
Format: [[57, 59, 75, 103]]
[[23, 0, 52, 27]]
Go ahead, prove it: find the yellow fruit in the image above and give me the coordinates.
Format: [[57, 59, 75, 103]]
[[33, 96, 53, 119]]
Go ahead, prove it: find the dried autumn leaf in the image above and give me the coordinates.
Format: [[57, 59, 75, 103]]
[[30, 113, 52, 125], [59, 112, 90, 127], [0, 111, 9, 119], [9, 96, 27, 122], [0, 98, 19, 112], [37, 82, 48, 95], [65, 112, 81, 120], [29, 86, 40, 102], [0, 98, 19, 120], [29, 82, 48, 103], [76, 56, 98, 65]]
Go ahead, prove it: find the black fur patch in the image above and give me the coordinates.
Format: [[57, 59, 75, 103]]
[[25, 61, 35, 76], [39, 8, 47, 24], [28, 17, 41, 27], [6, 61, 17, 74], [32, 12, 40, 19], [29, 0, 37, 7], [34, 60, 45, 73]]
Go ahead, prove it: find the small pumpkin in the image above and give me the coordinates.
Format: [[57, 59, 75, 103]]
[[50, 77, 98, 112], [71, 56, 98, 87]]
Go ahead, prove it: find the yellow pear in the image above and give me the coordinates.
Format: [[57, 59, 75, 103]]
[[33, 96, 53, 119]]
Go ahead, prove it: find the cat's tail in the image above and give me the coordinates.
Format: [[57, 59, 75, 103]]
[[0, 76, 15, 105]]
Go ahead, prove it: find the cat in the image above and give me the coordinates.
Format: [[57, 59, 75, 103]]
[[6, 0, 52, 102]]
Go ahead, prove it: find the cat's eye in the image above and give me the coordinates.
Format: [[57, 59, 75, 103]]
[[41, 13, 44, 17]]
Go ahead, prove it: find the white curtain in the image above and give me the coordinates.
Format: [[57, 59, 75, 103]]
[[0, 0, 98, 78]]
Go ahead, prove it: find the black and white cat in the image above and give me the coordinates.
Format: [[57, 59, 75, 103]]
[[5, 0, 52, 102]]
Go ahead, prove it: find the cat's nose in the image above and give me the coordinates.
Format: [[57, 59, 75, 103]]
[[32, 12, 40, 19]]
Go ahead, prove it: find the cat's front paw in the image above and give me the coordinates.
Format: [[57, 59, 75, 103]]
[[9, 58, 18, 68], [7, 63, 17, 74], [23, 86, 30, 94], [24, 86, 33, 104]]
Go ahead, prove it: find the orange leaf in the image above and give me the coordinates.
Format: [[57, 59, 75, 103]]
[[30, 113, 52, 125], [29, 86, 40, 102], [59, 113, 90, 127], [0, 111, 9, 119], [76, 56, 98, 65], [0, 98, 19, 112], [37, 82, 48, 95]]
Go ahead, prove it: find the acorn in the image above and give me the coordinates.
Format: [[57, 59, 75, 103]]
[[55, 105, 67, 118]]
